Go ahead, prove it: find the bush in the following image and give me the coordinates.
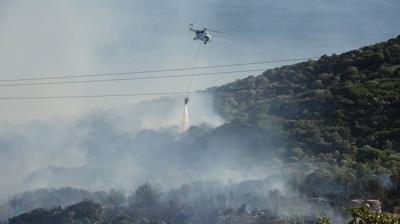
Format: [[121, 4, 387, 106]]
[[356, 146, 387, 162], [349, 204, 400, 224]]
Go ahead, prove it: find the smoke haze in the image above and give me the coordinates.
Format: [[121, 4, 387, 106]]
[[0, 1, 399, 223], [0, 94, 224, 200]]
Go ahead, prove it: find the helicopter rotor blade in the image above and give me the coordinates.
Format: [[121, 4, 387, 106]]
[[207, 28, 230, 35]]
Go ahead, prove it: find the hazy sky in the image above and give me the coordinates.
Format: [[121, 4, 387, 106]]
[[0, 0, 399, 123]]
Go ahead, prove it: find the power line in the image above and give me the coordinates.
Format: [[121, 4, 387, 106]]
[[0, 57, 318, 82], [0, 87, 266, 100], [0, 69, 267, 87]]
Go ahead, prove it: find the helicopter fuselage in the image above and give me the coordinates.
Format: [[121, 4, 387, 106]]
[[193, 29, 211, 44]]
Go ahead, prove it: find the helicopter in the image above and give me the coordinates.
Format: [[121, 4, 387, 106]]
[[189, 24, 225, 45]]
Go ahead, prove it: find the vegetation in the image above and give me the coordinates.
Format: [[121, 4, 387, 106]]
[[9, 197, 400, 224], [320, 205, 400, 224], [318, 217, 331, 224], [9, 201, 109, 224], [214, 35, 400, 155], [3, 181, 338, 224], [212, 35, 400, 211], [349, 205, 400, 224], [0, 187, 127, 222]]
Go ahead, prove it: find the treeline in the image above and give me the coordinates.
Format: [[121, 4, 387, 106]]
[[7, 188, 400, 224], [2, 179, 341, 224]]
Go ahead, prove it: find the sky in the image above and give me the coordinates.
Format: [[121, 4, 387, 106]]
[[0, 0, 399, 123]]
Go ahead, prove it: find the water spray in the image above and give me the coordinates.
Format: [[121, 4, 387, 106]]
[[181, 102, 190, 133]]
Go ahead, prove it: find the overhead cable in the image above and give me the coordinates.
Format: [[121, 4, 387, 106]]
[[0, 87, 267, 100], [0, 69, 268, 87], [0, 57, 318, 82]]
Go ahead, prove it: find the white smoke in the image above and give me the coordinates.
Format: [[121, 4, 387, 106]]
[[0, 94, 224, 200]]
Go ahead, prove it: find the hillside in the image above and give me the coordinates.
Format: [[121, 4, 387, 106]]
[[214, 35, 400, 156], [212, 35, 400, 209]]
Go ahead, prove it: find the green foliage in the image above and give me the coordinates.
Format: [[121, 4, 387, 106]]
[[214, 35, 400, 156], [356, 145, 387, 162], [349, 205, 400, 224], [319, 205, 400, 224], [214, 36, 400, 155], [318, 217, 331, 224], [213, 35, 400, 209]]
